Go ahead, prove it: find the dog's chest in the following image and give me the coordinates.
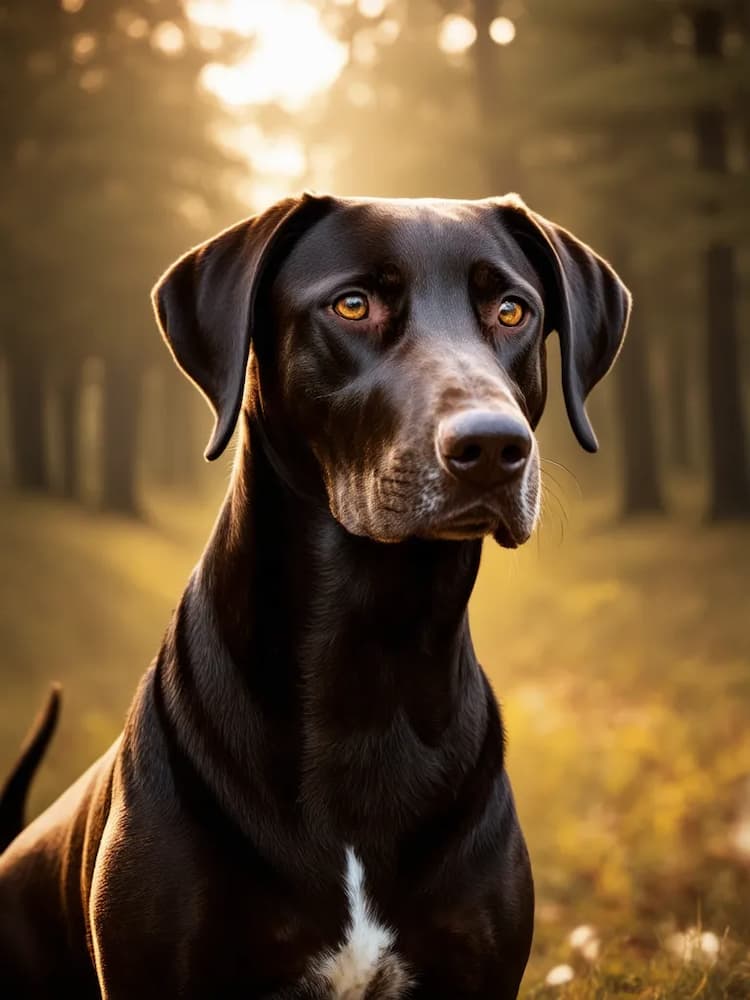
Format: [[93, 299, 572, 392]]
[[295, 848, 412, 1000]]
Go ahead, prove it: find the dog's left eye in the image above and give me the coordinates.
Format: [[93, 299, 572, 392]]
[[333, 293, 369, 321], [498, 299, 526, 327]]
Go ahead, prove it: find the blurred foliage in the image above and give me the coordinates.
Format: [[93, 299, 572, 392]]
[[480, 497, 750, 992], [0, 0, 243, 507], [0, 0, 240, 360]]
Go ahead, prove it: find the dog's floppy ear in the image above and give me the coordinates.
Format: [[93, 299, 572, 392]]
[[498, 194, 632, 452], [152, 193, 332, 461]]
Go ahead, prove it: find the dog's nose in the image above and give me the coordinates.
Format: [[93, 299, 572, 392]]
[[437, 410, 532, 488]]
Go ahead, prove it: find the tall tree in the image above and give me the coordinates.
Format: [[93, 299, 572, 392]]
[[524, 1, 674, 515], [611, 269, 665, 515], [0, 2, 62, 493], [691, 3, 750, 519]]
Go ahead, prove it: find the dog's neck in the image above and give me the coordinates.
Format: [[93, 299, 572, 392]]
[[158, 416, 499, 856], [206, 416, 483, 706]]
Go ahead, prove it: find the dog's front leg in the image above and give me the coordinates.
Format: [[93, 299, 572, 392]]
[[89, 805, 192, 999], [89, 807, 141, 999]]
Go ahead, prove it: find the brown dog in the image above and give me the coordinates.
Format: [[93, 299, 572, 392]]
[[0, 193, 630, 998]]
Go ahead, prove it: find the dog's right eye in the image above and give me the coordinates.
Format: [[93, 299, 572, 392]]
[[333, 293, 369, 321], [498, 298, 526, 327]]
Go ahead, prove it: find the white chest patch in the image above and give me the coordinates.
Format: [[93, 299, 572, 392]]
[[311, 848, 412, 999]]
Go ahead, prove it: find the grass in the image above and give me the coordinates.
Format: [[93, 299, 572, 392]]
[[471, 493, 750, 995], [0, 484, 748, 996]]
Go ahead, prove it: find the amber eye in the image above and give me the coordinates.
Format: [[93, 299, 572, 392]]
[[498, 299, 526, 327], [333, 292, 369, 321]]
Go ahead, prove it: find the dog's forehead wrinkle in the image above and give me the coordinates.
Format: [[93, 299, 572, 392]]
[[355, 199, 537, 284], [275, 218, 397, 298], [276, 197, 533, 299]]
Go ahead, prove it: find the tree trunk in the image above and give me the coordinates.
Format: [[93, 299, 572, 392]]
[[613, 298, 665, 517], [693, 6, 750, 519], [58, 363, 81, 500], [100, 359, 140, 515], [6, 349, 47, 492], [702, 243, 749, 517], [666, 330, 693, 472], [159, 369, 198, 490]]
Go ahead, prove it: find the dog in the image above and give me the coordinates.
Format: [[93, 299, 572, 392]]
[[0, 193, 630, 998]]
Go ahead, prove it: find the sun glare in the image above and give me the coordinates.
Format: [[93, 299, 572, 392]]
[[215, 123, 307, 179], [185, 0, 348, 112]]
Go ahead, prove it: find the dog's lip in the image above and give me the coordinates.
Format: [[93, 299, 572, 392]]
[[428, 500, 531, 547], [427, 504, 503, 541], [492, 520, 520, 549], [433, 522, 493, 541]]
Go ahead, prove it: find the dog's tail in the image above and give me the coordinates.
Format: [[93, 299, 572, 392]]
[[0, 685, 61, 852]]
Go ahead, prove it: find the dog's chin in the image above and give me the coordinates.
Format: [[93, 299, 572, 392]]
[[491, 521, 525, 549]]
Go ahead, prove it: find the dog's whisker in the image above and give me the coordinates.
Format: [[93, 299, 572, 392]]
[[540, 467, 567, 494], [541, 471, 572, 515], [540, 458, 583, 497], [541, 484, 567, 544], [542, 481, 569, 523]]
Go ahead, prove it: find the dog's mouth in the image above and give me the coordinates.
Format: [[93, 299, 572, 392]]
[[329, 456, 540, 546], [425, 504, 529, 548], [491, 520, 522, 549], [431, 519, 494, 541]]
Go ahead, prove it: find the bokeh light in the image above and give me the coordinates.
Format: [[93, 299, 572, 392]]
[[376, 19, 400, 44], [489, 16, 516, 46], [114, 10, 150, 41], [79, 67, 106, 92], [72, 32, 97, 63], [352, 30, 379, 66], [438, 14, 477, 55], [358, 0, 387, 17], [151, 22, 186, 56]]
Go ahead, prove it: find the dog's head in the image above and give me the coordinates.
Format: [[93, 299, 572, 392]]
[[153, 193, 630, 548]]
